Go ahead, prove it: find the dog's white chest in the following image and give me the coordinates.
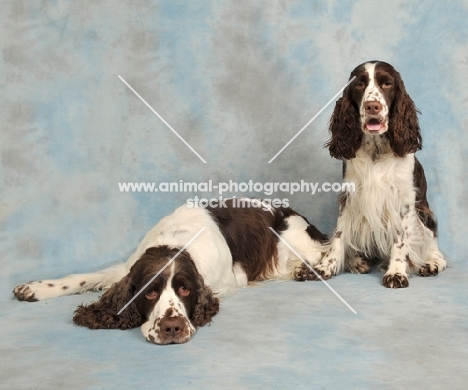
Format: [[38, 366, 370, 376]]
[[342, 146, 416, 256]]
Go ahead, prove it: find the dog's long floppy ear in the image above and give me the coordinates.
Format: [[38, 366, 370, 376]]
[[73, 275, 144, 330], [325, 82, 363, 160], [387, 73, 422, 157], [191, 273, 219, 327]]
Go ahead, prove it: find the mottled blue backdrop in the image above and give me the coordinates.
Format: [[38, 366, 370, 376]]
[[1, 1, 467, 389]]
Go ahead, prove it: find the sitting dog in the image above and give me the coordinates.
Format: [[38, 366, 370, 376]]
[[14, 198, 328, 344], [294, 61, 446, 288]]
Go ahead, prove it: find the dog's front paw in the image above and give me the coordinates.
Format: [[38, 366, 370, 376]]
[[418, 256, 446, 277], [293, 263, 312, 281], [418, 263, 439, 277], [382, 273, 409, 288], [13, 283, 40, 302], [346, 256, 371, 274], [294, 263, 334, 281]]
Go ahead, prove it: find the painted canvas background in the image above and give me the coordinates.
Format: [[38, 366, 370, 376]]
[[1, 1, 467, 389]]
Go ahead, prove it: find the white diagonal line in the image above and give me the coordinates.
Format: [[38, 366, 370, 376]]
[[268, 76, 356, 163], [117, 227, 206, 315], [118, 75, 207, 163], [269, 227, 357, 314]]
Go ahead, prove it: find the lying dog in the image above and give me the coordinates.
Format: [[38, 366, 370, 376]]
[[14, 199, 328, 344]]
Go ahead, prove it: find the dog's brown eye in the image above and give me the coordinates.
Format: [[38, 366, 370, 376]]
[[355, 81, 365, 90], [382, 81, 393, 88], [145, 290, 158, 300], [178, 286, 190, 297]]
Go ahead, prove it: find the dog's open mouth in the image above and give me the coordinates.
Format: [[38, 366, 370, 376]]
[[365, 118, 383, 132]]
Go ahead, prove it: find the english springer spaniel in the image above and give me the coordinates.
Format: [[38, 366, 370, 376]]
[[294, 61, 446, 288], [13, 199, 328, 344]]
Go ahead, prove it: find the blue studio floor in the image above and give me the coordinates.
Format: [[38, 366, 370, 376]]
[[2, 268, 467, 389]]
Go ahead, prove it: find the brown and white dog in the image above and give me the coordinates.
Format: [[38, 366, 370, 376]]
[[13, 199, 328, 344], [294, 61, 446, 288]]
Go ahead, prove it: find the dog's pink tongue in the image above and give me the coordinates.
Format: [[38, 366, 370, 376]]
[[366, 122, 381, 131]]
